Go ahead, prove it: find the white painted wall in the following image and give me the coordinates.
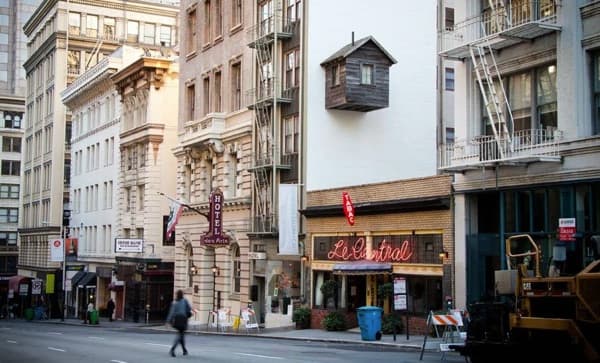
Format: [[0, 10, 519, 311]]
[[305, 0, 437, 191]]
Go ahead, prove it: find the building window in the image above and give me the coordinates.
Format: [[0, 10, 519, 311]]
[[0, 184, 19, 199], [127, 21, 139, 42], [0, 232, 17, 246], [332, 64, 340, 86], [68, 12, 81, 35], [2, 137, 21, 152], [187, 84, 195, 121], [125, 187, 131, 212], [0, 208, 18, 223], [214, 0, 223, 38], [187, 246, 194, 288], [231, 244, 241, 293], [283, 115, 298, 155], [144, 23, 155, 44], [204, 0, 211, 44], [187, 10, 197, 52], [214, 70, 222, 112], [445, 127, 455, 144], [286, 0, 301, 22], [3, 112, 22, 129], [139, 144, 146, 168], [360, 64, 374, 85], [203, 76, 210, 115], [86, 15, 98, 37], [445, 68, 455, 91], [445, 7, 454, 30], [160, 25, 172, 47], [1, 160, 19, 176], [537, 64, 557, 133], [508, 71, 532, 132], [231, 61, 241, 111], [285, 49, 300, 89], [594, 52, 600, 135], [137, 184, 145, 211], [232, 0, 242, 27], [103, 17, 115, 40], [67, 50, 80, 75]]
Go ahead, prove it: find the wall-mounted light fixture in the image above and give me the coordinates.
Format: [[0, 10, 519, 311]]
[[211, 265, 220, 276], [190, 264, 198, 275], [301, 255, 309, 263], [439, 250, 449, 261]]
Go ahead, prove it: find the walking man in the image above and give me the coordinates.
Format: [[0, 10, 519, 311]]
[[166, 290, 192, 357]]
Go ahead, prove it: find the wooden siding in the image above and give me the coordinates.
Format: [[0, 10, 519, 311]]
[[324, 42, 393, 112]]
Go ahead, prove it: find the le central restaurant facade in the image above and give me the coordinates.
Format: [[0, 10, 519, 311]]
[[302, 175, 454, 333]]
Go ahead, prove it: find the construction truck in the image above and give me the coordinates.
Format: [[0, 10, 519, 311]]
[[455, 234, 600, 363]]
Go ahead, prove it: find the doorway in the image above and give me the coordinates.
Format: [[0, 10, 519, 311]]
[[346, 275, 366, 311]]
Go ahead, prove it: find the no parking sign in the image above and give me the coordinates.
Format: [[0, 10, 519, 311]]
[[49, 238, 64, 262]]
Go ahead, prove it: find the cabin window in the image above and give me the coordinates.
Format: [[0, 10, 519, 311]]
[[360, 64, 373, 85], [332, 64, 340, 86]]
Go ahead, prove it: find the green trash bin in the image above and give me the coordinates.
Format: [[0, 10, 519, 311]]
[[89, 310, 99, 325], [24, 308, 34, 321]]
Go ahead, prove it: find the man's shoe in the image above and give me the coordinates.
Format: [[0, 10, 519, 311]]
[[169, 350, 176, 357], [183, 350, 188, 356]]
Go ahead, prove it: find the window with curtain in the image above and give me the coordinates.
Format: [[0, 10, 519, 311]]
[[536, 64, 557, 134], [360, 64, 374, 85], [508, 72, 532, 132], [69, 13, 81, 35]]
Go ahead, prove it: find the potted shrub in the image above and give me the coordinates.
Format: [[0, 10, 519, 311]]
[[322, 310, 347, 331], [381, 312, 404, 334], [292, 306, 311, 329], [320, 279, 338, 309]]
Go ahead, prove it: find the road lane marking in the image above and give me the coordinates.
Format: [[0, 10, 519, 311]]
[[144, 343, 171, 348], [48, 347, 66, 352], [7, 340, 17, 344], [110, 360, 128, 363], [48, 332, 63, 335], [234, 353, 284, 360], [88, 336, 105, 340]]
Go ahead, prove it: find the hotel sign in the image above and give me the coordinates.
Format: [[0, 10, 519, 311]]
[[201, 189, 230, 246]]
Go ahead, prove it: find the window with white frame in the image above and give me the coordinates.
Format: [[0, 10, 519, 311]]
[[127, 21, 139, 42], [2, 136, 21, 152], [160, 25, 172, 46], [1, 160, 19, 176], [283, 115, 298, 155], [285, 49, 299, 89], [86, 15, 98, 37], [144, 23, 155, 44], [445, 67, 454, 91]]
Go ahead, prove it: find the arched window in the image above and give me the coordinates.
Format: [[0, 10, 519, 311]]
[[230, 244, 241, 293]]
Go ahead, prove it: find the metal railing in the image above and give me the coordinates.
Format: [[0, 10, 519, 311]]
[[439, 128, 561, 169], [439, 0, 557, 54], [246, 15, 295, 45], [245, 79, 292, 107]]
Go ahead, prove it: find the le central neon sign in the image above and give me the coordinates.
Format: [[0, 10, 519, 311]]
[[327, 237, 413, 262]]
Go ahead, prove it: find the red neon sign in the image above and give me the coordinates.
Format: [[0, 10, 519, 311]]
[[342, 192, 355, 226], [327, 238, 413, 262]]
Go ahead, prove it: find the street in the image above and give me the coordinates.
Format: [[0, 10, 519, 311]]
[[0, 321, 464, 363]]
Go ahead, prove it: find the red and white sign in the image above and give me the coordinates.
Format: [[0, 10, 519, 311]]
[[558, 218, 576, 241], [327, 237, 413, 262], [49, 238, 64, 262], [342, 192, 355, 226], [201, 189, 230, 246]]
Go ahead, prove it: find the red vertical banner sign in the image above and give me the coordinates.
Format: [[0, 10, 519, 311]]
[[342, 192, 355, 226]]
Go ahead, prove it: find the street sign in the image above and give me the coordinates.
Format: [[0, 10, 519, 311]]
[[32, 279, 42, 295], [49, 238, 64, 262]]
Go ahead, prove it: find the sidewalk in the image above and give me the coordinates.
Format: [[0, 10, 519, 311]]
[[33, 317, 445, 352]]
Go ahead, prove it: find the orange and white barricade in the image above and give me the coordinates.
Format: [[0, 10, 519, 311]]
[[420, 310, 467, 362]]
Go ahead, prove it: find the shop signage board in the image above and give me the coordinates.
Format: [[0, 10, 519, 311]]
[[342, 192, 355, 226], [393, 277, 407, 311], [248, 252, 267, 260], [201, 189, 230, 246], [115, 238, 144, 252], [558, 218, 576, 241], [19, 283, 28, 296]]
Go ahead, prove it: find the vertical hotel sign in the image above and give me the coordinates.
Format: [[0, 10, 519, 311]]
[[201, 189, 230, 246]]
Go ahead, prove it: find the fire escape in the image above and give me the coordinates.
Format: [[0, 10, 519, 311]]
[[246, 1, 293, 234], [439, 0, 562, 172]]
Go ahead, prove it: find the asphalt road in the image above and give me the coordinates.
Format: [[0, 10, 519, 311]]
[[0, 321, 464, 363]]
